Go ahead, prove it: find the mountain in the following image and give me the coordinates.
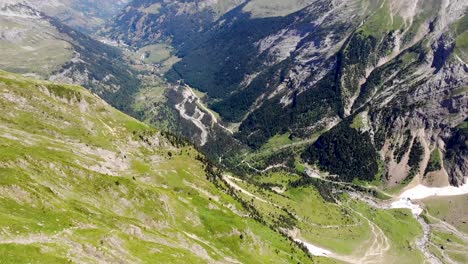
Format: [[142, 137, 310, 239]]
[[0, 2, 140, 114], [105, 0, 243, 48], [1, 0, 131, 33], [3, 70, 455, 264], [2, 1, 468, 263], [0, 70, 316, 263], [107, 0, 468, 187]]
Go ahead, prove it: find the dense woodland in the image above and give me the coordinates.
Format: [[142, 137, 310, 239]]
[[302, 121, 379, 182]]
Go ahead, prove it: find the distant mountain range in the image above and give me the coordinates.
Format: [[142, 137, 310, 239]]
[[0, 1, 140, 114]]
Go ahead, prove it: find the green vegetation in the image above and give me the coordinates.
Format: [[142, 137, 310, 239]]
[[422, 195, 468, 264], [349, 199, 425, 263], [0, 18, 73, 77], [350, 112, 365, 129], [261, 133, 294, 150], [222, 171, 425, 262], [406, 139, 424, 182], [425, 217, 468, 263], [0, 244, 69, 264], [302, 121, 378, 182], [135, 44, 175, 64], [454, 14, 468, 59], [358, 0, 403, 38], [425, 148, 442, 174], [242, 0, 315, 18], [0, 71, 313, 263], [423, 195, 468, 233]]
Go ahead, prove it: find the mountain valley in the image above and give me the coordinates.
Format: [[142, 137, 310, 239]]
[[0, 0, 467, 263]]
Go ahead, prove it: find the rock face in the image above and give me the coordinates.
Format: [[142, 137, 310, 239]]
[[109, 0, 467, 186]]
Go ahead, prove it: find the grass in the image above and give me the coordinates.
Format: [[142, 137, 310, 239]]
[[261, 133, 294, 150], [0, 18, 73, 77], [358, 0, 403, 38], [141, 3, 162, 14], [428, 229, 468, 263], [231, 172, 427, 262], [0, 71, 313, 263], [422, 195, 468, 233], [455, 32, 468, 58], [242, 0, 315, 18], [350, 114, 365, 129], [0, 244, 69, 264], [253, 171, 302, 188], [233, 175, 372, 255], [138, 44, 174, 64], [458, 121, 468, 129], [454, 14, 468, 60], [451, 87, 468, 97], [349, 199, 425, 263], [425, 148, 442, 174], [1, 70, 452, 263]]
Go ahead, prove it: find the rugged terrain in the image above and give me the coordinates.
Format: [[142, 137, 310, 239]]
[[1, 0, 131, 33], [0, 0, 467, 263], [4, 70, 461, 264], [0, 70, 321, 263], [107, 0, 468, 188], [0, 1, 140, 114]]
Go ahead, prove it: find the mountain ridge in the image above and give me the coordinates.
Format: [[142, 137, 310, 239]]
[[107, 0, 468, 187], [0, 70, 317, 263]]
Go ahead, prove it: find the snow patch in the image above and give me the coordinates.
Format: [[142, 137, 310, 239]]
[[294, 239, 332, 257], [399, 178, 468, 200], [390, 198, 423, 215]]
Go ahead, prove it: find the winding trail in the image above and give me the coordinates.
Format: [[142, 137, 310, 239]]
[[223, 171, 468, 263], [335, 193, 391, 264], [222, 175, 271, 205], [173, 84, 237, 146], [185, 86, 234, 135], [240, 160, 289, 174], [222, 174, 392, 263], [174, 86, 209, 146]]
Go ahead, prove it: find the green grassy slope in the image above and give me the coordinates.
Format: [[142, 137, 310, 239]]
[[0, 17, 73, 77], [242, 0, 316, 18], [422, 195, 468, 264], [0, 71, 314, 263], [224, 171, 425, 263]]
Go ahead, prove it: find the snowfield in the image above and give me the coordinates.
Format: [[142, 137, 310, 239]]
[[391, 177, 468, 215], [400, 177, 468, 200]]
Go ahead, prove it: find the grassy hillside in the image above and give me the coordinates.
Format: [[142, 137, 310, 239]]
[[422, 195, 468, 264], [0, 71, 315, 263], [0, 15, 73, 77], [0, 3, 141, 116], [242, 0, 315, 18], [220, 171, 425, 263]]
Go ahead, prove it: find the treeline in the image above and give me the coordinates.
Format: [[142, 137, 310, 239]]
[[302, 121, 379, 182], [404, 139, 424, 184]]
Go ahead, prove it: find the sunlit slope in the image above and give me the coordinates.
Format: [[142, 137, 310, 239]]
[[0, 71, 316, 263], [219, 172, 426, 264]]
